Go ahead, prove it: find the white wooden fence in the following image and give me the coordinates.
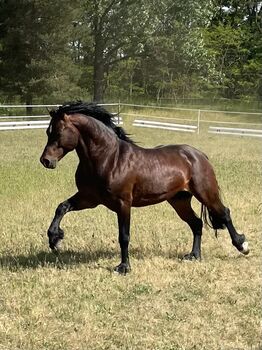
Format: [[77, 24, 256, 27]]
[[112, 116, 123, 125], [208, 126, 262, 138], [0, 120, 50, 131], [133, 119, 197, 132]]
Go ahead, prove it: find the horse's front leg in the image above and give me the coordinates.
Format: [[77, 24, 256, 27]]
[[114, 204, 131, 275], [47, 198, 74, 250], [47, 192, 95, 250]]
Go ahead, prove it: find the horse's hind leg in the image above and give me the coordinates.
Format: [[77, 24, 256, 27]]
[[225, 208, 249, 254], [168, 192, 203, 260], [208, 203, 249, 255], [190, 172, 249, 255]]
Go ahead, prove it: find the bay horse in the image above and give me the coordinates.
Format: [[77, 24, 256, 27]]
[[40, 101, 249, 274]]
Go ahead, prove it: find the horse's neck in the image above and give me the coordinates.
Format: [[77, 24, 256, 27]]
[[74, 115, 118, 173]]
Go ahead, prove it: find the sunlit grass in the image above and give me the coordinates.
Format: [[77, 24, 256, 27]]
[[0, 123, 261, 350]]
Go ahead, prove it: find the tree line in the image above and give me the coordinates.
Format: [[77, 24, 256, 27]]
[[0, 0, 261, 105]]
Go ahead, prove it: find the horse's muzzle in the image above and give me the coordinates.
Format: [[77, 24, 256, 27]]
[[40, 157, 57, 169]]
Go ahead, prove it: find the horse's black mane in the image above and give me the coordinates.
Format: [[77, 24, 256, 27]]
[[50, 101, 135, 144]]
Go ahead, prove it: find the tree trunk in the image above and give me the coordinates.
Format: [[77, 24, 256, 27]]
[[93, 23, 105, 103], [93, 60, 104, 103]]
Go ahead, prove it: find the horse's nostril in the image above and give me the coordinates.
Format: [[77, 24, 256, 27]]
[[41, 157, 57, 169], [41, 157, 50, 168]]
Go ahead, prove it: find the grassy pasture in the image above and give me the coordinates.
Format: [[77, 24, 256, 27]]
[[0, 114, 261, 350]]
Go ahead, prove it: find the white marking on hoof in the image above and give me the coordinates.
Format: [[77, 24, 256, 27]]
[[241, 241, 249, 255], [53, 241, 62, 252]]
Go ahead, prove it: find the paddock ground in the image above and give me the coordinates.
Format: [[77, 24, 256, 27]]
[[0, 122, 261, 350]]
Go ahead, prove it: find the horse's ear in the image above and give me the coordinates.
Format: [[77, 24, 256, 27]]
[[49, 109, 56, 118]]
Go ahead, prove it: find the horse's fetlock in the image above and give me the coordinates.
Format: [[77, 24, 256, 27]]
[[233, 234, 245, 247]]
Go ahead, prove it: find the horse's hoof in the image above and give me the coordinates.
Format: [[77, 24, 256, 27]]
[[234, 234, 249, 255], [240, 241, 249, 255], [48, 228, 64, 252], [182, 252, 201, 261], [49, 239, 62, 252], [113, 263, 131, 275]]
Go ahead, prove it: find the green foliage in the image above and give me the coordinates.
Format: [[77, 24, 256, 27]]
[[0, 0, 81, 103], [204, 0, 262, 99], [0, 0, 261, 103]]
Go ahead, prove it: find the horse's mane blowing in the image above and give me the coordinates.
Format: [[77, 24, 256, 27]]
[[50, 101, 135, 144]]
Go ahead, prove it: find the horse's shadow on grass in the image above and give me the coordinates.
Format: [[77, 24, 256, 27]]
[[0, 249, 118, 270], [0, 247, 184, 270]]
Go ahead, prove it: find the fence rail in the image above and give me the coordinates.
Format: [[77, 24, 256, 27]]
[[0, 120, 50, 131], [133, 119, 197, 133], [120, 102, 262, 115], [208, 126, 262, 138], [0, 115, 50, 120]]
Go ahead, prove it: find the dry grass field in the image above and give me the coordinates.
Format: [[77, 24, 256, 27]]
[[0, 114, 261, 350]]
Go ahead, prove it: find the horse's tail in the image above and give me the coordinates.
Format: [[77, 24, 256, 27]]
[[201, 204, 226, 237]]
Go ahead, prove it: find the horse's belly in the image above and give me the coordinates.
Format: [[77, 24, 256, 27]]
[[132, 182, 182, 207], [132, 193, 170, 207], [131, 167, 189, 207]]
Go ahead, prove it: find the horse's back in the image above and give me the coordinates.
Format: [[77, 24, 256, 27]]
[[143, 143, 208, 162]]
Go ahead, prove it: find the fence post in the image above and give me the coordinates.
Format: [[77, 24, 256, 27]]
[[118, 100, 120, 124], [197, 110, 201, 134]]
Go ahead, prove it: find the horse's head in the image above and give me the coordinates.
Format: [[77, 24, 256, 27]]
[[40, 113, 79, 169]]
